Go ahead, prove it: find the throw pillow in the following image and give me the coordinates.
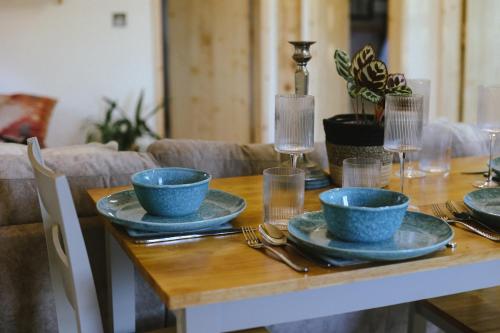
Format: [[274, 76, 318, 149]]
[[0, 94, 56, 147]]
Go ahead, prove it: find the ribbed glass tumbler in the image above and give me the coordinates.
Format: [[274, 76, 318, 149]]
[[419, 123, 452, 175], [342, 157, 382, 188], [263, 167, 305, 230], [274, 94, 315, 160]]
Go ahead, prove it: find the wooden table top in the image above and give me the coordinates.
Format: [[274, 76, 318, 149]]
[[88, 156, 500, 310]]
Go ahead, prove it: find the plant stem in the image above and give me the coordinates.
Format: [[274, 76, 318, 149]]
[[361, 100, 365, 124]]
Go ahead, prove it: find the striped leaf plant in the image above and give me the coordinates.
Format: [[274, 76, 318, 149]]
[[334, 44, 412, 126]]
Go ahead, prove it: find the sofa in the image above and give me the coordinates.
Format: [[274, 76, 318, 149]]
[[0, 123, 495, 333]]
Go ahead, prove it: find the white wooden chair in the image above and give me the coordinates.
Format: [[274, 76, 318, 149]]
[[28, 137, 269, 333], [28, 137, 103, 333]]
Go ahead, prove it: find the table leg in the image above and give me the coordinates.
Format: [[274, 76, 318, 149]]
[[408, 302, 427, 333], [106, 230, 135, 333], [175, 308, 221, 333]]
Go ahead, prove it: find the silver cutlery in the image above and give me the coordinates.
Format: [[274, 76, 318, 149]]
[[242, 226, 308, 272], [259, 223, 333, 268], [461, 170, 488, 175], [431, 204, 500, 241], [445, 201, 498, 232], [134, 228, 243, 244]]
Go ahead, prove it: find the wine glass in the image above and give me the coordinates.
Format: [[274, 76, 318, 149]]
[[473, 85, 500, 188], [384, 94, 424, 195], [274, 94, 315, 168], [403, 79, 431, 179]]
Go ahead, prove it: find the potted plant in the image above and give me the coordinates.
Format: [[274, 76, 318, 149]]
[[86, 91, 162, 151], [324, 44, 412, 186]]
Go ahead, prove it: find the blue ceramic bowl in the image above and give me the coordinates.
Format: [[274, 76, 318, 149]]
[[131, 168, 211, 217], [319, 188, 409, 243]]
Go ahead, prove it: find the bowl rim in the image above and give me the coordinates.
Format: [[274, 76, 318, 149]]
[[131, 167, 211, 189], [319, 187, 409, 211]]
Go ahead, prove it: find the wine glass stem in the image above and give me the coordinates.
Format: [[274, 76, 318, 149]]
[[398, 151, 406, 193], [290, 153, 300, 169], [487, 133, 497, 184]]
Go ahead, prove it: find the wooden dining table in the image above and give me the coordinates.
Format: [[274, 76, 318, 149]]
[[87, 156, 500, 333]]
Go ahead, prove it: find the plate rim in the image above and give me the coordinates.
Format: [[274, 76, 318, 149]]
[[288, 210, 454, 256], [96, 188, 246, 228], [463, 188, 500, 219], [492, 156, 500, 174]]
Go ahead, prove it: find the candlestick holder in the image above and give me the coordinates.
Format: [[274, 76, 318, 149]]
[[288, 41, 330, 189]]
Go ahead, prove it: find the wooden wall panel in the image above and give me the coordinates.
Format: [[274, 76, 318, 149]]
[[388, 0, 462, 122], [277, 0, 301, 95], [167, 0, 251, 142], [303, 0, 350, 141], [251, 0, 278, 143], [462, 0, 500, 123], [168, 0, 349, 143]]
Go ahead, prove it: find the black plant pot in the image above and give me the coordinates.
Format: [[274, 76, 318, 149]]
[[323, 114, 393, 187]]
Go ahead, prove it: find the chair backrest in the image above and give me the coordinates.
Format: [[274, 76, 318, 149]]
[[27, 137, 103, 333]]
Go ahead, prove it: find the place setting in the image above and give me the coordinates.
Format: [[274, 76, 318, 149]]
[[254, 93, 455, 269], [96, 167, 247, 243]]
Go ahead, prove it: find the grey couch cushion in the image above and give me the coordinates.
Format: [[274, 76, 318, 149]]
[[148, 139, 329, 177], [0, 143, 158, 226]]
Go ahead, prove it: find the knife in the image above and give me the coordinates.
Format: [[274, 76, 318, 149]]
[[134, 228, 243, 244]]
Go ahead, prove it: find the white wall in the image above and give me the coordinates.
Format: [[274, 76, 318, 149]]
[[0, 0, 161, 146]]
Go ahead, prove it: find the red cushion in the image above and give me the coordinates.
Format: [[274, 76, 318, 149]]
[[0, 94, 56, 147]]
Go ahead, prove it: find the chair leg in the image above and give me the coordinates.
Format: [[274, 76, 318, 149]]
[[408, 302, 427, 333]]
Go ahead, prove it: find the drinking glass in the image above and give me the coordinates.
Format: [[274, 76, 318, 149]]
[[473, 85, 500, 188], [263, 167, 305, 230], [403, 79, 431, 178], [275, 94, 315, 168], [384, 94, 424, 194], [342, 157, 382, 188], [419, 123, 452, 175]]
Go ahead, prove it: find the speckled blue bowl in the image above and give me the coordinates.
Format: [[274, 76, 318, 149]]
[[319, 188, 409, 243], [131, 168, 211, 217]]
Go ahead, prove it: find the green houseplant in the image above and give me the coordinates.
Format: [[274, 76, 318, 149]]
[[323, 44, 412, 186], [86, 91, 162, 151]]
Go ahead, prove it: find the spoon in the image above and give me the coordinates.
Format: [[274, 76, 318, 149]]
[[259, 223, 333, 268]]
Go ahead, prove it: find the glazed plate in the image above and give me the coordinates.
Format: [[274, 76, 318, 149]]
[[97, 189, 246, 232], [464, 188, 500, 229], [492, 157, 500, 176], [288, 211, 453, 261]]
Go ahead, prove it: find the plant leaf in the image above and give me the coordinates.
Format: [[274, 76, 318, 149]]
[[359, 87, 382, 104], [347, 80, 360, 98], [135, 90, 145, 126], [356, 60, 388, 92], [334, 49, 353, 81], [102, 97, 116, 108], [386, 74, 407, 92], [351, 44, 375, 78], [392, 85, 413, 95], [144, 102, 164, 119]]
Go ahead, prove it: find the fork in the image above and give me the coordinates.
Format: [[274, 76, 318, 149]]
[[431, 204, 500, 241], [242, 226, 308, 272], [445, 201, 498, 233]]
